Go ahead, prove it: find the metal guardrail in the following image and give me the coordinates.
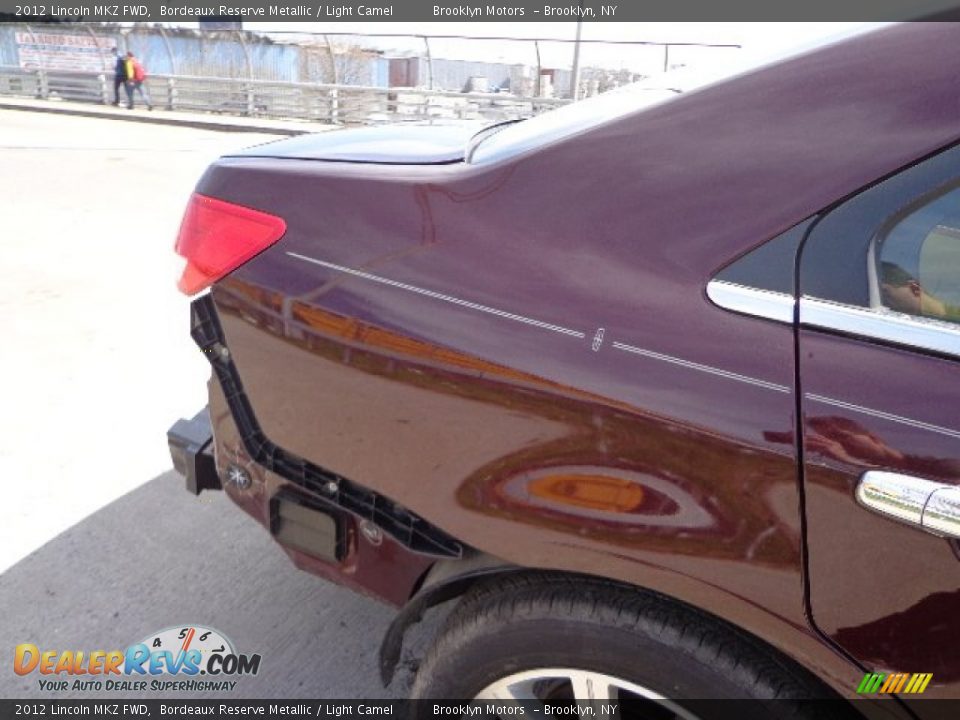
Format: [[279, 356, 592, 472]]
[[0, 65, 570, 125]]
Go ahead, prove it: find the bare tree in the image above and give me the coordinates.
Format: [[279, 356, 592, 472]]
[[300, 41, 379, 86]]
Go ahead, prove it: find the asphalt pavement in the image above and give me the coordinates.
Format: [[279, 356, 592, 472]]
[[0, 471, 433, 699]]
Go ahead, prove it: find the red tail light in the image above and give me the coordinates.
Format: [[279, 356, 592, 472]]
[[175, 193, 287, 295]]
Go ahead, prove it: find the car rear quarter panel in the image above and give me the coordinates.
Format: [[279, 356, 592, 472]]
[[200, 153, 825, 684]]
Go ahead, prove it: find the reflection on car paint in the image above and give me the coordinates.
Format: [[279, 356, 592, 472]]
[[612, 341, 791, 393], [285, 250, 791, 394], [285, 251, 587, 339], [494, 465, 714, 529], [805, 393, 960, 440], [214, 278, 800, 570]]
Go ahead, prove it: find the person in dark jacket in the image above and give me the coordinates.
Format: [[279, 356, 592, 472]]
[[112, 47, 126, 106]]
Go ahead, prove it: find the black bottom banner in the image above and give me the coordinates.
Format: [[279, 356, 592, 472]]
[[1, 699, 959, 720]]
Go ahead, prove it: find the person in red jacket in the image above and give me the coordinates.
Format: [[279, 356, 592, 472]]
[[124, 52, 153, 111]]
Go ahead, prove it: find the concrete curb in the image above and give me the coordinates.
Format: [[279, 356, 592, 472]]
[[0, 98, 315, 136]]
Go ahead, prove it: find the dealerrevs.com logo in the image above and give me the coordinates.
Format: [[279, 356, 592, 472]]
[[14, 625, 261, 693]]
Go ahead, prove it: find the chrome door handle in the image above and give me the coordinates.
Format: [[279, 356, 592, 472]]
[[924, 486, 960, 537], [856, 471, 960, 539]]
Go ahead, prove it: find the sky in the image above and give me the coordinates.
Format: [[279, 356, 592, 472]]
[[187, 21, 877, 75]]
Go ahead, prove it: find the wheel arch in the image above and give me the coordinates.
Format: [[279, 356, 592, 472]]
[[379, 550, 523, 684], [380, 555, 856, 701]]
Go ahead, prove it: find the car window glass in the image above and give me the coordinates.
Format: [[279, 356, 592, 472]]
[[470, 24, 885, 167], [874, 185, 960, 326], [713, 220, 809, 295]]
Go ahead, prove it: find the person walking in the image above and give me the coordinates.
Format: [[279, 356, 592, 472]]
[[112, 47, 127, 106], [124, 51, 153, 111]]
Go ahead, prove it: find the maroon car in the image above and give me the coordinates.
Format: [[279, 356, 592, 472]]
[[168, 22, 960, 716]]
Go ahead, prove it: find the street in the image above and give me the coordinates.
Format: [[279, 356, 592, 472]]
[[0, 470, 430, 699], [0, 109, 428, 698]]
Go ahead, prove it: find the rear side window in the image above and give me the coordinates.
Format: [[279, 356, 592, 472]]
[[874, 186, 960, 326], [706, 220, 811, 325], [797, 142, 960, 358]]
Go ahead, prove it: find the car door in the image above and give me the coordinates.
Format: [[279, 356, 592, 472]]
[[797, 143, 960, 702]]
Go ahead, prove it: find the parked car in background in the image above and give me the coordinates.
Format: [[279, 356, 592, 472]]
[[169, 22, 960, 718]]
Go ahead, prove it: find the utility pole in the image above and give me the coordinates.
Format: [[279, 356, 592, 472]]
[[569, 14, 583, 101]]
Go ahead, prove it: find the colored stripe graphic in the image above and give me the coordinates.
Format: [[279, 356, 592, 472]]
[[903, 674, 933, 694], [857, 672, 932, 694], [857, 673, 885, 694], [880, 673, 906, 693]]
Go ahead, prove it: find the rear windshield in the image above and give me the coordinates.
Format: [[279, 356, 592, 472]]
[[468, 23, 884, 167]]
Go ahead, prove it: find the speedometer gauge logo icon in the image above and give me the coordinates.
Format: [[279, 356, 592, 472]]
[[139, 625, 235, 673]]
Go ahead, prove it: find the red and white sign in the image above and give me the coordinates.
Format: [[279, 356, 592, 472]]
[[16, 31, 112, 72]]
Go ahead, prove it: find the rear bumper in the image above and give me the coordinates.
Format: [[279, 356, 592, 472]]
[[167, 407, 221, 495]]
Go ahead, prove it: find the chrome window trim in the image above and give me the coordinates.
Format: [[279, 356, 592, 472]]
[[866, 238, 882, 310], [706, 280, 795, 324], [800, 296, 960, 358]]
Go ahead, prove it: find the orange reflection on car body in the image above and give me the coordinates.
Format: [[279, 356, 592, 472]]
[[528, 473, 645, 514]]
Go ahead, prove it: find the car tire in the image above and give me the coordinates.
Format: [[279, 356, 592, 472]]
[[411, 572, 850, 720]]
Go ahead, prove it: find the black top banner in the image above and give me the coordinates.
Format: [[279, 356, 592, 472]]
[[1, 0, 960, 22]]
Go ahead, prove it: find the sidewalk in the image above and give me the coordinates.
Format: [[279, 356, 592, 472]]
[[0, 96, 325, 136]]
